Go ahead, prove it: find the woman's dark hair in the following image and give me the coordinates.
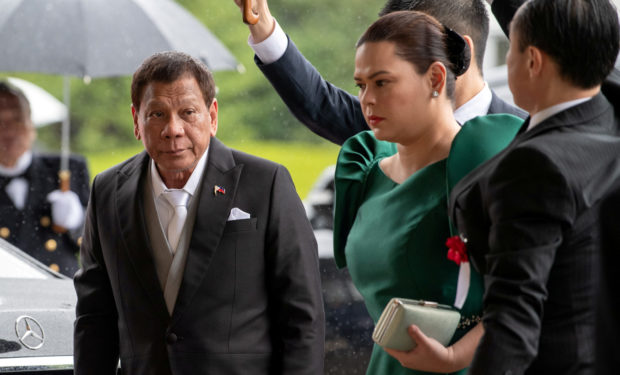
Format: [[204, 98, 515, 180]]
[[131, 51, 216, 111], [513, 0, 619, 89], [357, 10, 471, 99]]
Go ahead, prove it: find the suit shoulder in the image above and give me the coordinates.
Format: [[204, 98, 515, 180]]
[[94, 152, 146, 184], [230, 148, 284, 172], [488, 91, 528, 119]]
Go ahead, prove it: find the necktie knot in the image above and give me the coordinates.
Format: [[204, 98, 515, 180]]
[[163, 189, 190, 209], [162, 189, 190, 253]]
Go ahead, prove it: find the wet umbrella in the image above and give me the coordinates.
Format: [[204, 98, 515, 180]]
[[0, 0, 240, 190]]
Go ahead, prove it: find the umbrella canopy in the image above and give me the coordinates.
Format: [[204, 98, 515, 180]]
[[0, 0, 239, 77], [6, 77, 68, 127], [0, 0, 239, 176]]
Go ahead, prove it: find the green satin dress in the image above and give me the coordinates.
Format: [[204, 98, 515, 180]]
[[333, 114, 523, 375]]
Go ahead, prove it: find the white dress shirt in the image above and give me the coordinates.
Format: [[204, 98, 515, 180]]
[[248, 19, 493, 125], [527, 97, 592, 131], [0, 151, 32, 210], [150, 148, 209, 246]]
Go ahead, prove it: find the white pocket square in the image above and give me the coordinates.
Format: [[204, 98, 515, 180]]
[[228, 207, 251, 221]]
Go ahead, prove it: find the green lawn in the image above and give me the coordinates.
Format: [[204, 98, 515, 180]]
[[85, 140, 340, 199]]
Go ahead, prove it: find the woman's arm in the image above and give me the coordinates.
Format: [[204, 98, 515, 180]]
[[384, 322, 484, 373]]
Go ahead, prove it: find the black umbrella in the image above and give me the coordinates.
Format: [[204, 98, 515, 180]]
[[0, 0, 240, 192]]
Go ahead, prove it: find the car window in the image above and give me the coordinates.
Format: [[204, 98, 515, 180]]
[[0, 240, 48, 279]]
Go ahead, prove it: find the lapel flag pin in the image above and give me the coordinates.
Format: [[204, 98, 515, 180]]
[[214, 185, 226, 196]]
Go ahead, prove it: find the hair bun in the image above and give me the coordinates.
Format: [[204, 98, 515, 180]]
[[444, 27, 471, 77]]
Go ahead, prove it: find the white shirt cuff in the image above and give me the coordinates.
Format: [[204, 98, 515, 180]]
[[248, 19, 288, 65]]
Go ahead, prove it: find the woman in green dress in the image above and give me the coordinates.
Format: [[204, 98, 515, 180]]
[[333, 11, 522, 374]]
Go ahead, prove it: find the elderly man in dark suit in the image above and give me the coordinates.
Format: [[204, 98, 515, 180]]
[[0, 81, 90, 276], [73, 51, 325, 375], [233, 0, 526, 146], [448, 0, 620, 374]]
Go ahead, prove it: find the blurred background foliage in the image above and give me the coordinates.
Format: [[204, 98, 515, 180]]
[[1, 0, 387, 196]]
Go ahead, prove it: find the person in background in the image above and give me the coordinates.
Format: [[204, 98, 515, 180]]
[[232, 0, 526, 146], [448, 0, 620, 373], [73, 51, 324, 375], [0, 81, 89, 276]]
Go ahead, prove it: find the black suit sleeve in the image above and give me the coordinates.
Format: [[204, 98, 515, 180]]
[[265, 165, 325, 374], [597, 188, 620, 375], [73, 175, 120, 375], [256, 36, 368, 146], [469, 146, 575, 374]]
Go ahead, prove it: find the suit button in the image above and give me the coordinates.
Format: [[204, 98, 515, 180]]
[[45, 239, 57, 252], [167, 333, 178, 344], [0, 227, 10, 239], [40, 216, 51, 227]]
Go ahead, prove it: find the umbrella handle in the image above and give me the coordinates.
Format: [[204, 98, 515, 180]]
[[59, 170, 71, 192], [242, 0, 259, 25], [52, 170, 71, 234]]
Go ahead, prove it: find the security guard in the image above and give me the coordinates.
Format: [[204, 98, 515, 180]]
[[0, 81, 89, 277]]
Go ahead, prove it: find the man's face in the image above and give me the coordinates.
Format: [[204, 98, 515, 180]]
[[0, 94, 35, 167], [132, 74, 217, 185]]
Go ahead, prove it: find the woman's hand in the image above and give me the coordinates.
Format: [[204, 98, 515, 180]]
[[384, 325, 458, 373]]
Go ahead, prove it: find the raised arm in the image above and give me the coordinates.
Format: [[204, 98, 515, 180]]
[[232, 0, 368, 145]]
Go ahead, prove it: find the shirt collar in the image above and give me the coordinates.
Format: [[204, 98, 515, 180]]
[[454, 82, 493, 125], [527, 97, 592, 131], [150, 147, 209, 199], [0, 151, 32, 177]]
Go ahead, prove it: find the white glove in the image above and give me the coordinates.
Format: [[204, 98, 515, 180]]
[[47, 190, 85, 230]]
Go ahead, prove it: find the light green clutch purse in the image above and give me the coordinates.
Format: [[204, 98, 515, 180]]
[[372, 298, 461, 351]]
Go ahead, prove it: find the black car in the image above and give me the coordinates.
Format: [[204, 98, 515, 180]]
[[0, 238, 74, 374]]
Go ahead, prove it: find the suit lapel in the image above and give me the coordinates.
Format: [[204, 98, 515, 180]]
[[171, 138, 243, 323], [115, 151, 169, 321]]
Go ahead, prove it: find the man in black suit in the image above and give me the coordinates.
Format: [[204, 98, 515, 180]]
[[233, 0, 526, 146], [73, 51, 325, 375], [0, 81, 89, 276], [448, 0, 620, 373]]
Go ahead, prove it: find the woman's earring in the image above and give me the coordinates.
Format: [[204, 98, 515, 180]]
[[432, 90, 439, 98]]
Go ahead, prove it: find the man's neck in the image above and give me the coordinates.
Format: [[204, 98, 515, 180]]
[[0, 151, 32, 176], [453, 68, 486, 110], [529, 82, 600, 116]]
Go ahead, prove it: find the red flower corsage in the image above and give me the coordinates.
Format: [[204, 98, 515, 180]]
[[446, 235, 468, 265]]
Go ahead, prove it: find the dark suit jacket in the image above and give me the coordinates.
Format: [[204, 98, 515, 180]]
[[256, 37, 526, 146], [597, 185, 620, 375], [73, 137, 325, 375], [0, 153, 89, 276], [449, 93, 620, 375], [490, 2, 620, 374]]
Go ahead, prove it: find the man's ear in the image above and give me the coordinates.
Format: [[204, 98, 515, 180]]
[[428, 62, 447, 96], [131, 104, 141, 140], [462, 35, 479, 73], [209, 99, 218, 137], [528, 46, 544, 79]]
